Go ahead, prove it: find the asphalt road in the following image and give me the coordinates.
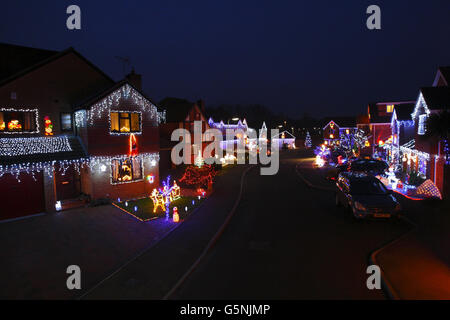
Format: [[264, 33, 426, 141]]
[[172, 150, 412, 299]]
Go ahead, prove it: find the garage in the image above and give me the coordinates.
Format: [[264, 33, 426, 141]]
[[0, 172, 45, 220]]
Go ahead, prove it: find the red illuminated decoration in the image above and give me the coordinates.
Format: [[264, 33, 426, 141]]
[[179, 164, 217, 189], [8, 119, 22, 131], [44, 116, 53, 135], [129, 133, 138, 156]]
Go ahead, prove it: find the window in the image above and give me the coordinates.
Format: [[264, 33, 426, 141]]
[[110, 111, 141, 133], [111, 157, 143, 184], [0, 109, 38, 133], [418, 114, 427, 135], [386, 104, 394, 113], [60, 113, 73, 131]]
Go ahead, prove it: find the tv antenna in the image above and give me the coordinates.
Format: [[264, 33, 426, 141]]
[[114, 56, 131, 77]]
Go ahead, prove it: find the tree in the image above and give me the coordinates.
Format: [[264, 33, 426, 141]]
[[304, 131, 312, 149]]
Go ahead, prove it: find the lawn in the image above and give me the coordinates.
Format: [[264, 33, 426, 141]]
[[113, 195, 205, 222]]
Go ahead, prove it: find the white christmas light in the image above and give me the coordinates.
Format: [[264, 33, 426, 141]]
[[0, 136, 72, 156], [0, 108, 40, 134]]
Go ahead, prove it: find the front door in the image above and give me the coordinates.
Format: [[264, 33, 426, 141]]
[[55, 165, 80, 200]]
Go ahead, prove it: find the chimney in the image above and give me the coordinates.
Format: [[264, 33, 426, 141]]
[[126, 68, 142, 91], [197, 99, 205, 114]]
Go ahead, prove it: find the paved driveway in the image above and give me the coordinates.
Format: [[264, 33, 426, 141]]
[[0, 204, 178, 299]]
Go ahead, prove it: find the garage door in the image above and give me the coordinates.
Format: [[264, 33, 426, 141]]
[[0, 172, 45, 220]]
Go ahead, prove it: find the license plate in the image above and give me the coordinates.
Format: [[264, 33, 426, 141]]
[[374, 213, 390, 218]]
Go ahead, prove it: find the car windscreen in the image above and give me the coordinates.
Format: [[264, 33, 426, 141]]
[[350, 179, 388, 195]]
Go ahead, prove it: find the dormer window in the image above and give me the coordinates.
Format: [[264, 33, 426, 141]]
[[418, 114, 427, 135], [110, 111, 141, 134]]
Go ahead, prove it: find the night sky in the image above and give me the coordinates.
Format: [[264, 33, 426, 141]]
[[1, 0, 449, 119]]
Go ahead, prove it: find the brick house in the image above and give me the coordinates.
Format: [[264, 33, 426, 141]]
[[158, 97, 209, 172], [0, 43, 163, 220], [357, 101, 415, 158], [408, 86, 450, 197], [322, 117, 357, 147]]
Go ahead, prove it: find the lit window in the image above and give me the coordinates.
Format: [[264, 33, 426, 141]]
[[418, 114, 427, 135], [110, 112, 141, 133], [61, 113, 73, 131], [0, 110, 37, 133], [111, 157, 143, 184], [386, 105, 394, 113]]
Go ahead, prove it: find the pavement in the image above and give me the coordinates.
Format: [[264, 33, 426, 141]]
[[0, 201, 179, 299]]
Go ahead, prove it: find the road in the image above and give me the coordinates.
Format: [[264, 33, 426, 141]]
[[171, 150, 412, 299]]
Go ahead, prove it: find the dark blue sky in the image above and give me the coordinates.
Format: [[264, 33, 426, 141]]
[[1, 0, 449, 118]]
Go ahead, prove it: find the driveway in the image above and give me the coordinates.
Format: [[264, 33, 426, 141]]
[[0, 204, 179, 299]]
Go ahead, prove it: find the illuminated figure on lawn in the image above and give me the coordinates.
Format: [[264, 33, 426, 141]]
[[150, 176, 182, 213]]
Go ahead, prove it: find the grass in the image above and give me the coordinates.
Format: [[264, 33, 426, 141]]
[[113, 195, 205, 222]]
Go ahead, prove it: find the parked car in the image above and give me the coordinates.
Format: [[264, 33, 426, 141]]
[[326, 158, 388, 181], [335, 172, 401, 219]]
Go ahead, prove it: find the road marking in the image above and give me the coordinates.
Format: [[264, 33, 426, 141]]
[[163, 165, 255, 300]]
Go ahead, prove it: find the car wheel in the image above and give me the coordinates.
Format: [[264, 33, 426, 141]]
[[335, 193, 341, 207]]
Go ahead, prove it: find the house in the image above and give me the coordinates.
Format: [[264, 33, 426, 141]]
[[272, 130, 296, 149], [322, 117, 357, 146], [207, 117, 258, 151], [357, 101, 415, 158], [389, 103, 415, 167], [407, 86, 450, 196], [158, 97, 209, 171], [0, 43, 163, 220]]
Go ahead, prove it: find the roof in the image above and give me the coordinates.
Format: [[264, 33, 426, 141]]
[[368, 101, 415, 123], [159, 97, 197, 122], [272, 130, 295, 139], [0, 43, 57, 83], [73, 79, 159, 111], [393, 103, 415, 121], [321, 117, 356, 129], [0, 43, 114, 87], [433, 66, 450, 86], [420, 87, 450, 110], [0, 136, 87, 166]]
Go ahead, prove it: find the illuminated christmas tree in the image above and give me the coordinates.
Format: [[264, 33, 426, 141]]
[[305, 131, 312, 149]]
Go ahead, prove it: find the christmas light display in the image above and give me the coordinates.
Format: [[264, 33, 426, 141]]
[[86, 84, 165, 126], [8, 120, 22, 130], [150, 188, 166, 213], [146, 174, 154, 183], [0, 136, 72, 156], [129, 133, 138, 156], [179, 164, 217, 188], [194, 149, 204, 167], [0, 152, 159, 182], [150, 177, 182, 213], [304, 131, 312, 149], [44, 116, 53, 135], [0, 108, 39, 134], [173, 207, 179, 222], [416, 179, 442, 199]]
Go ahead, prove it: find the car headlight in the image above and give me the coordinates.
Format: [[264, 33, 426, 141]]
[[354, 201, 366, 211]]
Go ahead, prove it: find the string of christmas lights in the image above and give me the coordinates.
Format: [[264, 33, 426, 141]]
[[0, 108, 40, 134], [86, 84, 165, 126], [0, 136, 72, 156], [0, 152, 159, 182]]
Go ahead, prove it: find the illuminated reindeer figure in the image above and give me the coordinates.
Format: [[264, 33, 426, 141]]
[[150, 176, 182, 213]]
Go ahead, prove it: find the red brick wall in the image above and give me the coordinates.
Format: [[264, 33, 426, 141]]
[[0, 51, 113, 136]]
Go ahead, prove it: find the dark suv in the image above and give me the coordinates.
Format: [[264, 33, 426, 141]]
[[335, 172, 401, 219]]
